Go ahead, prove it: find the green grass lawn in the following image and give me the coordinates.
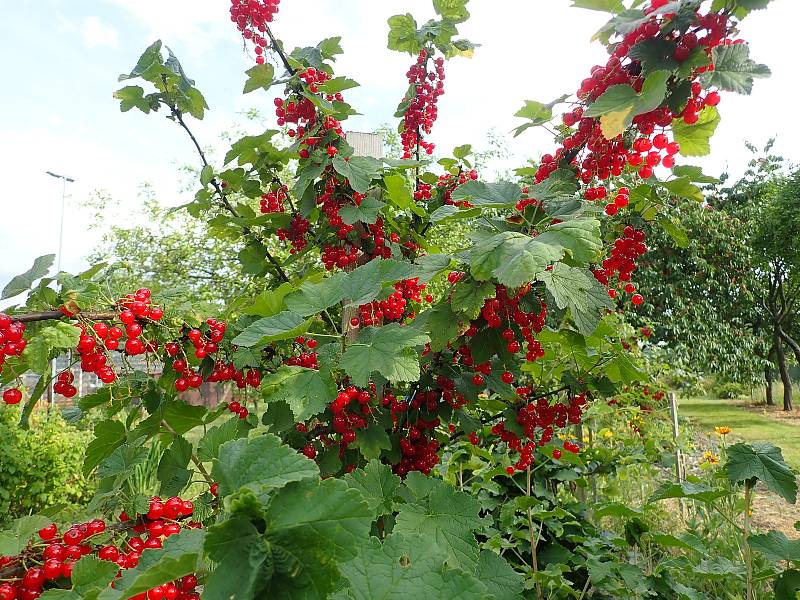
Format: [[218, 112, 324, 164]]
[[679, 397, 800, 469]]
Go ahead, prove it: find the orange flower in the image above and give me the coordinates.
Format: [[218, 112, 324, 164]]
[[714, 426, 732, 436]]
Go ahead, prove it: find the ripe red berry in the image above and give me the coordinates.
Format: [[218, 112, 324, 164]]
[[471, 374, 485, 386], [631, 294, 644, 306], [38, 523, 58, 541], [3, 388, 22, 405], [552, 449, 562, 460], [501, 371, 514, 384]]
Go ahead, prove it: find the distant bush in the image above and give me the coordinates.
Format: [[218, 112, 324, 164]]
[[713, 380, 748, 399], [0, 405, 95, 525]]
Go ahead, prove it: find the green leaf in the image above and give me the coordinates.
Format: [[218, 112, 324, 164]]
[[202, 517, 270, 600], [97, 529, 205, 600], [530, 168, 579, 209], [424, 303, 462, 352], [450, 181, 521, 207], [429, 205, 482, 223], [414, 254, 453, 282], [113, 85, 151, 113], [231, 311, 311, 347], [774, 569, 800, 600], [318, 76, 360, 94], [262, 365, 337, 421], [212, 433, 319, 498], [340, 533, 489, 600], [394, 478, 483, 568], [340, 323, 430, 386], [285, 274, 346, 316], [538, 264, 613, 335], [263, 478, 372, 598], [353, 422, 392, 461], [470, 219, 601, 289], [748, 530, 800, 562], [197, 417, 251, 462], [344, 460, 402, 519], [671, 165, 719, 183], [475, 550, 525, 600], [0, 515, 51, 555], [433, 0, 470, 23], [162, 401, 207, 435], [98, 444, 148, 479], [628, 39, 678, 74], [672, 106, 720, 157], [692, 556, 744, 578], [583, 70, 670, 139], [318, 36, 344, 59], [657, 177, 704, 202], [332, 156, 383, 194], [451, 280, 495, 320], [658, 217, 690, 248], [512, 95, 569, 137], [339, 196, 386, 225], [384, 173, 425, 216], [702, 44, 770, 95], [243, 63, 275, 93], [2, 254, 55, 299], [572, 0, 624, 10], [22, 322, 81, 373], [200, 164, 213, 186], [342, 259, 417, 306], [648, 481, 729, 504], [84, 419, 127, 475], [387, 14, 421, 54], [725, 442, 798, 503], [157, 436, 193, 496]]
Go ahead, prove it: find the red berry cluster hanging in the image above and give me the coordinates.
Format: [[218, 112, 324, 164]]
[[534, 2, 735, 189], [229, 0, 281, 63], [437, 169, 479, 206], [259, 184, 288, 213], [356, 278, 429, 326], [0, 498, 201, 600], [491, 393, 587, 472], [593, 226, 647, 305], [400, 49, 445, 159], [0, 314, 26, 375]]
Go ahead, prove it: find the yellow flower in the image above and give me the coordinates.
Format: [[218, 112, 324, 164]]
[[602, 430, 614, 439], [714, 426, 732, 436], [702, 451, 719, 464]]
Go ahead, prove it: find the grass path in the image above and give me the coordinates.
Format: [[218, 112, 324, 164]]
[[679, 396, 800, 469]]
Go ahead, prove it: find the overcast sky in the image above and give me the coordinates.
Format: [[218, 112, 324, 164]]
[[0, 0, 796, 302]]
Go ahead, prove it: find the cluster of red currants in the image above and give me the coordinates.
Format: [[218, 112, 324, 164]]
[[593, 226, 647, 305], [284, 336, 319, 369], [534, 1, 734, 190], [259, 184, 288, 213], [229, 0, 281, 63], [356, 277, 431, 327], [400, 49, 445, 159], [0, 497, 200, 600], [488, 393, 587, 472], [437, 169, 479, 207], [0, 314, 25, 366]]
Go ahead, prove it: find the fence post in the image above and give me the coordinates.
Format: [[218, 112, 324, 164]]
[[668, 392, 683, 481]]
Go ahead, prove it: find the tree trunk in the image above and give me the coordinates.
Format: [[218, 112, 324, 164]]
[[765, 364, 775, 406], [774, 331, 793, 411]]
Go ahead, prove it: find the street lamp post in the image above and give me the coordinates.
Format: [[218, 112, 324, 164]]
[[45, 171, 75, 403]]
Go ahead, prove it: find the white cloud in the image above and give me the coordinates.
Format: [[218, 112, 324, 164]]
[[82, 15, 119, 48]]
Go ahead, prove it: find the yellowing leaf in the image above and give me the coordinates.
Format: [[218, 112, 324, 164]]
[[600, 105, 634, 139]]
